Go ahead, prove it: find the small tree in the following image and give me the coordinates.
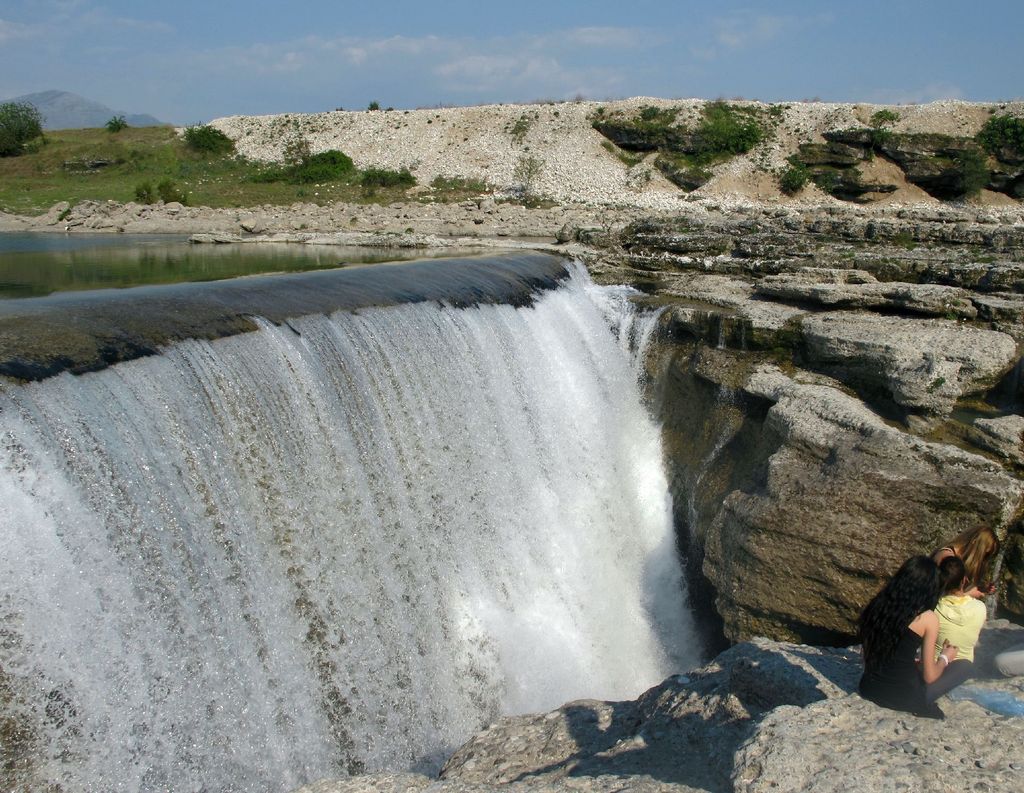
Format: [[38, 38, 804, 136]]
[[869, 109, 900, 129], [282, 135, 312, 168], [955, 149, 990, 198], [367, 100, 381, 111], [513, 154, 545, 199], [106, 115, 128, 133], [0, 101, 44, 156]]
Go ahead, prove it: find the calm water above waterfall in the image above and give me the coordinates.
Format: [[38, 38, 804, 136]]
[[0, 232, 469, 298], [0, 256, 697, 792]]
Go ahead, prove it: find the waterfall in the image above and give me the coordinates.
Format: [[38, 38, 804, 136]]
[[0, 262, 696, 792]]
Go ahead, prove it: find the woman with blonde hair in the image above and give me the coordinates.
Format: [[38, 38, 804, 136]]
[[932, 526, 1000, 598]]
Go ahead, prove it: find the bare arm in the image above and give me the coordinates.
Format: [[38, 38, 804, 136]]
[[912, 610, 958, 684]]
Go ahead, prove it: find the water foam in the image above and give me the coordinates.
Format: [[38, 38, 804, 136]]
[[0, 263, 696, 791]]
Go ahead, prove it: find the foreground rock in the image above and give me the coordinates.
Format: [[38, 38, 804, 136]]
[[295, 625, 1024, 793]]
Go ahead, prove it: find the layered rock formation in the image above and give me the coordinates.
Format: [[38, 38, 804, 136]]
[[582, 204, 1024, 645]]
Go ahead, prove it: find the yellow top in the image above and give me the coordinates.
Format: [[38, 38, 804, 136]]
[[934, 594, 986, 663]]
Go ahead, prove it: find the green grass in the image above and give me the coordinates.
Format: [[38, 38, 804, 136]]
[[694, 101, 763, 156], [600, 139, 645, 167], [425, 175, 494, 202], [0, 127, 415, 215]]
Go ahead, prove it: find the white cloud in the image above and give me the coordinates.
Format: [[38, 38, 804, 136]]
[[1, 4, 171, 46], [435, 53, 568, 93], [693, 12, 831, 61], [562, 26, 647, 49], [714, 13, 788, 50], [0, 18, 37, 42], [108, 16, 174, 35]]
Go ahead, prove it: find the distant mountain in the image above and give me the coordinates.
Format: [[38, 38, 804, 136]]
[[4, 90, 166, 130]]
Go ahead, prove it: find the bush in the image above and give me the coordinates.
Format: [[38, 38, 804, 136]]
[[977, 115, 1024, 156], [779, 160, 810, 194], [430, 175, 491, 193], [106, 115, 128, 133], [870, 109, 900, 128], [282, 136, 312, 167], [367, 100, 380, 111], [134, 181, 156, 203], [291, 150, 355, 183], [135, 179, 188, 204], [513, 154, 545, 198], [183, 124, 235, 154], [955, 149, 990, 197], [360, 167, 415, 188], [157, 179, 188, 204], [638, 106, 677, 126], [695, 102, 763, 156], [509, 113, 533, 144], [0, 101, 44, 157]]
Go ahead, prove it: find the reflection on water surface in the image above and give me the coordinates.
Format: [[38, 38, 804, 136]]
[[0, 233, 473, 298]]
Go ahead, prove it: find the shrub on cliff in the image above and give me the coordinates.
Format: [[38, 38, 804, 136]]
[[513, 154, 545, 199], [695, 102, 763, 156], [978, 115, 1024, 158], [183, 124, 235, 155], [0, 101, 44, 157], [779, 159, 810, 194], [869, 109, 900, 129], [954, 149, 990, 197]]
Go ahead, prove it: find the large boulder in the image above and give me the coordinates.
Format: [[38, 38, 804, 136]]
[[695, 366, 1024, 642], [798, 311, 1019, 421]]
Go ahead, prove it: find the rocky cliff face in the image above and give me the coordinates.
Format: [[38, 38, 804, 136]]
[[584, 203, 1024, 645]]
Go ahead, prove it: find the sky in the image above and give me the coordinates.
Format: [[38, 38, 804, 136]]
[[1, 0, 1022, 124]]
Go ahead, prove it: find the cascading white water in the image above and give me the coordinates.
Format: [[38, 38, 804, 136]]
[[0, 263, 697, 792]]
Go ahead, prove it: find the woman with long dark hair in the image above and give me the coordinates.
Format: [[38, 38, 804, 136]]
[[858, 555, 963, 719]]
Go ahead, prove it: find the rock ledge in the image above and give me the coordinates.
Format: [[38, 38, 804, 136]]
[[296, 624, 1024, 793]]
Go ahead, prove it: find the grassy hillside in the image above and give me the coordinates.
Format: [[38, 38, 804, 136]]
[[0, 127, 417, 215]]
